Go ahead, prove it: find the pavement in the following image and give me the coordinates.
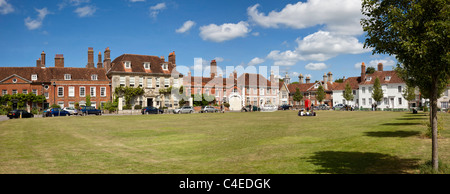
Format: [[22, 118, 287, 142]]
[[0, 115, 9, 122]]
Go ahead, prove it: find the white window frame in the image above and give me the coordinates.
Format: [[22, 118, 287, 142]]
[[164, 78, 170, 87], [64, 74, 71, 80], [146, 77, 153, 88], [162, 63, 168, 70], [22, 89, 28, 94], [32, 89, 37, 95], [91, 74, 98, 81], [100, 87, 106, 97], [124, 61, 131, 69], [156, 78, 160, 88], [68, 86, 75, 97], [90, 87, 96, 97], [260, 88, 265, 95], [144, 62, 150, 70], [129, 77, 135, 87], [31, 74, 38, 81], [139, 77, 143, 87], [80, 87, 86, 97], [2, 90, 7, 95], [58, 86, 64, 97]]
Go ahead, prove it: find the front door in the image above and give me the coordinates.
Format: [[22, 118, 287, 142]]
[[390, 98, 394, 108], [147, 98, 153, 107]]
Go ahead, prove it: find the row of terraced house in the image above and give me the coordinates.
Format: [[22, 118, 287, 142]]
[[1, 48, 449, 112]]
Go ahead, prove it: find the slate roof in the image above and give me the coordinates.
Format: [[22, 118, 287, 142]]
[[109, 54, 177, 75]]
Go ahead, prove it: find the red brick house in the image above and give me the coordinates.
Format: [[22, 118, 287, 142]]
[[0, 48, 111, 110]]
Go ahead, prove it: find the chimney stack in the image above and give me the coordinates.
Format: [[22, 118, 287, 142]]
[[36, 58, 41, 67], [299, 74, 304, 84], [306, 76, 311, 84], [210, 60, 217, 78], [283, 73, 290, 84], [327, 72, 333, 82], [233, 70, 237, 80], [87, 47, 95, 68], [55, 54, 64, 68], [361, 62, 366, 82], [97, 52, 103, 68], [103, 47, 111, 71], [168, 51, 176, 66], [41, 51, 46, 67], [270, 70, 274, 82], [323, 73, 327, 83], [377, 63, 383, 71]]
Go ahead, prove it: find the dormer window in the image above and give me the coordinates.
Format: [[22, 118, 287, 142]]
[[366, 76, 372, 81], [31, 74, 38, 81], [314, 84, 319, 89], [64, 74, 71, 80], [124, 61, 131, 69], [385, 76, 391, 81], [162, 63, 168, 70], [143, 62, 150, 70], [91, 74, 98, 80]]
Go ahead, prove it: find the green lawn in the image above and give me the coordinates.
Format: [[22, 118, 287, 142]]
[[0, 111, 449, 174]]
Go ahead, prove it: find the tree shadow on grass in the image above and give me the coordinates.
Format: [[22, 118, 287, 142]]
[[307, 151, 419, 174], [380, 122, 421, 126], [364, 130, 421, 138], [396, 117, 425, 121]]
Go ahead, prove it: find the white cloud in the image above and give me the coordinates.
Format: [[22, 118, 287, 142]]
[[213, 57, 224, 62], [267, 30, 370, 66], [247, 57, 265, 66], [58, 0, 90, 10], [354, 57, 397, 69], [24, 8, 51, 30], [176, 20, 196, 33], [199, 21, 251, 43], [129, 0, 145, 2], [0, 0, 14, 15], [247, 0, 363, 35], [150, 2, 166, 18], [74, 5, 96, 17], [305, 63, 328, 71]]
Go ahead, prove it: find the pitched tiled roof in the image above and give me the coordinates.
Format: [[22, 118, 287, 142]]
[[0, 67, 110, 83], [237, 73, 276, 88], [109, 54, 176, 75], [360, 70, 404, 85]]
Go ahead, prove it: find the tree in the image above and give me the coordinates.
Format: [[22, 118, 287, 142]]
[[342, 83, 354, 105], [372, 77, 384, 105], [361, 0, 450, 171], [114, 86, 145, 108], [366, 66, 376, 74], [86, 95, 91, 107], [402, 84, 417, 110], [316, 85, 325, 104], [292, 88, 303, 107]]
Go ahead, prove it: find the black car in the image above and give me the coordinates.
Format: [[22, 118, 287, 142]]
[[7, 110, 34, 119], [141, 106, 163, 114], [279, 104, 292, 110]]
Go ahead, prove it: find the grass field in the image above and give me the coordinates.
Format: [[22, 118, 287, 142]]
[[0, 111, 449, 174]]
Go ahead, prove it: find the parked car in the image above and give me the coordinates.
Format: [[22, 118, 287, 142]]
[[79, 106, 102, 116], [333, 104, 345, 110], [278, 104, 292, 110], [7, 110, 34, 119], [200, 106, 218, 113], [318, 104, 330, 110], [261, 104, 277, 112], [141, 106, 163, 114], [63, 107, 78, 115], [45, 108, 70, 117], [174, 106, 194, 114]]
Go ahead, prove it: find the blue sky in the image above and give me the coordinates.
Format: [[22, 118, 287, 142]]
[[0, 0, 397, 82]]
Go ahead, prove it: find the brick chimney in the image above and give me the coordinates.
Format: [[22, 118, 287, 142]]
[[377, 63, 383, 71], [306, 76, 310, 84], [97, 52, 103, 68], [168, 51, 176, 66], [298, 74, 304, 84], [327, 72, 333, 82], [87, 47, 95, 68], [55, 54, 64, 68], [361, 62, 366, 82], [270, 70, 274, 82], [233, 70, 237, 80], [210, 60, 217, 78], [323, 73, 327, 83], [36, 58, 41, 67], [41, 51, 46, 67], [103, 47, 111, 71]]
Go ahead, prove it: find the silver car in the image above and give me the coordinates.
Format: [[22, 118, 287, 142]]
[[201, 106, 218, 113], [63, 107, 78, 115], [174, 106, 194, 114]]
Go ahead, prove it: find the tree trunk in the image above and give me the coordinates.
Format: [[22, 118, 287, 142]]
[[431, 77, 439, 172]]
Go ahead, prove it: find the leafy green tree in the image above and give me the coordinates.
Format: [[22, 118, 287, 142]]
[[342, 83, 354, 105], [371, 77, 384, 104], [402, 84, 417, 110], [366, 66, 376, 74], [316, 85, 325, 104], [361, 0, 450, 171], [292, 88, 303, 107], [86, 95, 91, 107], [114, 86, 145, 107]]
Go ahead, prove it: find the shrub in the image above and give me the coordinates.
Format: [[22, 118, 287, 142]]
[[122, 104, 132, 110], [134, 105, 142, 110], [51, 104, 61, 109], [423, 106, 429, 112], [223, 102, 230, 108], [419, 160, 450, 174], [422, 115, 444, 138]]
